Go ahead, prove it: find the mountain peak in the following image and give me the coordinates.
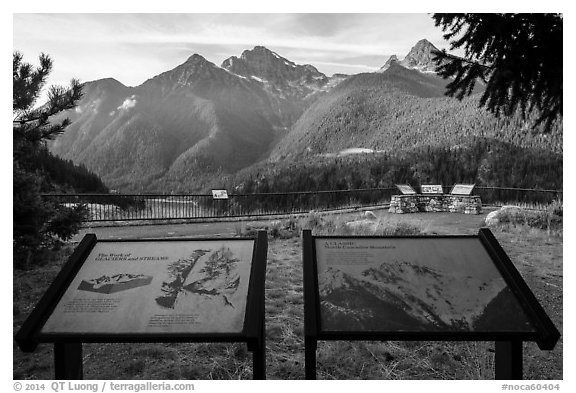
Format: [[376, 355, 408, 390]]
[[400, 39, 441, 72], [86, 77, 126, 87], [377, 55, 399, 72], [222, 46, 327, 89], [240, 45, 289, 63], [252, 45, 272, 52], [186, 53, 209, 64], [376, 39, 442, 74], [414, 38, 435, 48]]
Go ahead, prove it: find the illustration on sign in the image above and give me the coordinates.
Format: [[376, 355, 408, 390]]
[[420, 185, 444, 194], [395, 184, 417, 195], [41, 240, 254, 335], [315, 238, 533, 333], [78, 274, 153, 294], [155, 247, 241, 309]]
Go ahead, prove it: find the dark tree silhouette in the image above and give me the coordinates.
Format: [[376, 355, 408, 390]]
[[14, 51, 83, 142], [13, 51, 87, 269], [431, 13, 562, 133]]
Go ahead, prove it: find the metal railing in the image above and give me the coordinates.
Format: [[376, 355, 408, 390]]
[[473, 186, 562, 209], [43, 186, 562, 222]]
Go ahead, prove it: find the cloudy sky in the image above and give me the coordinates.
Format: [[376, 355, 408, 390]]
[[13, 13, 451, 89]]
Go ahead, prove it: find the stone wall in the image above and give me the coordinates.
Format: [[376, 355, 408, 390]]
[[389, 194, 482, 214], [388, 195, 420, 213], [418, 195, 449, 212], [447, 195, 482, 214]]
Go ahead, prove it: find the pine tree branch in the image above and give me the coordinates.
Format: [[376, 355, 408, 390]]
[[431, 13, 562, 134], [13, 77, 83, 143]]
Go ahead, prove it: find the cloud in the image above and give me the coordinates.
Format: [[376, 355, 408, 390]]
[[311, 60, 378, 71], [13, 14, 450, 87], [117, 95, 137, 111]]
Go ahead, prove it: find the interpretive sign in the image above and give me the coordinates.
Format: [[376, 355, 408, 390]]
[[420, 184, 444, 194], [42, 241, 253, 335], [450, 184, 475, 195], [395, 184, 417, 195], [302, 229, 559, 380], [212, 189, 229, 199], [16, 233, 268, 380]]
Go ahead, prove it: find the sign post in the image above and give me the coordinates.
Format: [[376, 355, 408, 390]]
[[303, 229, 319, 380], [54, 342, 83, 380], [495, 340, 523, 380], [16, 232, 268, 380], [302, 228, 559, 380]]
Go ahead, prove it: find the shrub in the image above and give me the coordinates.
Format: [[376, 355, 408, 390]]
[[495, 202, 562, 233], [378, 221, 423, 236], [236, 211, 425, 240], [305, 212, 424, 236], [301, 211, 324, 230], [45, 204, 89, 242]]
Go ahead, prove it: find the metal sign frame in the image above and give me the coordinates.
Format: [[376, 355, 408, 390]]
[[302, 228, 559, 380], [450, 184, 476, 196], [395, 184, 417, 195], [211, 189, 229, 199], [420, 184, 444, 194], [16, 231, 268, 380]]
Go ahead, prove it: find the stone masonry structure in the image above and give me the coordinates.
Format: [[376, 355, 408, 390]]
[[389, 194, 482, 214], [388, 195, 420, 214]]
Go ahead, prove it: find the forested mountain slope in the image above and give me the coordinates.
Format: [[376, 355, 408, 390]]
[[270, 63, 561, 162], [50, 55, 283, 191], [222, 138, 562, 194], [49, 48, 346, 192]]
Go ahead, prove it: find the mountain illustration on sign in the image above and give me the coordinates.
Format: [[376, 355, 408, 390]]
[[155, 247, 242, 309], [319, 260, 531, 332], [78, 273, 153, 294], [155, 249, 209, 309], [182, 247, 241, 308]]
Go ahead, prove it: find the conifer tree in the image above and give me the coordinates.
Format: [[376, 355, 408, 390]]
[[13, 51, 83, 142], [13, 51, 86, 269], [431, 13, 562, 133]]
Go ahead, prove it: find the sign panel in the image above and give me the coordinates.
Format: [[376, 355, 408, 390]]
[[395, 184, 417, 195], [315, 237, 533, 333], [212, 190, 229, 199], [420, 184, 444, 194], [42, 240, 254, 335], [450, 184, 475, 195]]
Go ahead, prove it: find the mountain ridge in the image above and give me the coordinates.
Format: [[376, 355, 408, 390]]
[[47, 40, 562, 193], [49, 45, 347, 191]]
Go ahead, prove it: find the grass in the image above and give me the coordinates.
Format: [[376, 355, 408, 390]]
[[235, 210, 426, 238], [13, 211, 562, 380]]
